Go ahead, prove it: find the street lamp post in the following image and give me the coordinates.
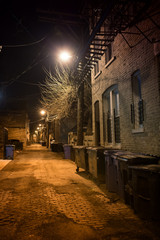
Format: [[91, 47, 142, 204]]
[[77, 82, 84, 146], [40, 110, 50, 148], [58, 50, 84, 146]]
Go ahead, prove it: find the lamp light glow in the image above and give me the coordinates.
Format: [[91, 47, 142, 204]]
[[40, 110, 46, 116], [59, 51, 72, 62]]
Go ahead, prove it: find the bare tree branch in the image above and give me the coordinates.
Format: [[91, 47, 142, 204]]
[[40, 65, 77, 119]]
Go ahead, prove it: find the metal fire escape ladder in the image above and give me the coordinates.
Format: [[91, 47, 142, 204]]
[[75, 0, 152, 86]]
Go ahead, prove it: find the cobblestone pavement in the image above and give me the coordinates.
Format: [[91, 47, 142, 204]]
[[0, 144, 159, 240]]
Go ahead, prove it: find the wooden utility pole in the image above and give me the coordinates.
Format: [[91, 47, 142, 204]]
[[77, 82, 84, 145]]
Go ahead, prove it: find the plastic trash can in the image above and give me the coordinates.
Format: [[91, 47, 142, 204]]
[[104, 150, 128, 193], [63, 144, 72, 159], [51, 142, 63, 152], [5, 145, 15, 160], [87, 147, 106, 182], [42, 141, 46, 146], [74, 146, 88, 172], [129, 164, 160, 220], [117, 154, 159, 203]]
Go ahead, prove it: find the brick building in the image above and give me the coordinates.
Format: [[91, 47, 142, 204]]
[[90, 2, 160, 156], [0, 127, 8, 159], [0, 111, 30, 148]]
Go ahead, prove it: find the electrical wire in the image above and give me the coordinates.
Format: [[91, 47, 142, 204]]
[[15, 80, 40, 86], [5, 93, 41, 101], [1, 53, 49, 87], [2, 37, 46, 48]]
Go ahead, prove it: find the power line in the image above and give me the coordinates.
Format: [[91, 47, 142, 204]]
[[1, 54, 49, 87], [15, 80, 40, 86], [1, 37, 46, 48]]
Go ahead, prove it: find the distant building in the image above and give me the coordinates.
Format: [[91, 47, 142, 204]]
[[0, 111, 30, 148]]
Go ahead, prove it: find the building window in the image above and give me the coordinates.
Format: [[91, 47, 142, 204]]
[[131, 70, 144, 131], [94, 61, 99, 76], [103, 85, 120, 145], [105, 43, 112, 65], [94, 101, 100, 146]]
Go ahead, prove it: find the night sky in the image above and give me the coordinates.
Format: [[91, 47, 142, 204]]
[[0, 0, 87, 121]]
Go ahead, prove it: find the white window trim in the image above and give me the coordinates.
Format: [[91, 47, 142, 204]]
[[94, 70, 102, 79], [104, 56, 116, 69], [132, 126, 144, 134]]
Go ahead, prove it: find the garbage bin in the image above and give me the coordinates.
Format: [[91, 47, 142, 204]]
[[51, 142, 63, 152], [74, 146, 88, 172], [42, 141, 46, 146], [5, 145, 15, 160], [129, 164, 160, 220], [104, 150, 128, 193], [116, 154, 159, 203], [63, 144, 73, 159], [87, 147, 106, 182], [8, 139, 23, 150]]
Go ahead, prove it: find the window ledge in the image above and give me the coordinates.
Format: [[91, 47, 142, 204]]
[[132, 127, 144, 134], [104, 56, 116, 69], [94, 70, 102, 79]]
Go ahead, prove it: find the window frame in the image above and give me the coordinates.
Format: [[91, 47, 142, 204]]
[[131, 70, 144, 133], [105, 43, 112, 65]]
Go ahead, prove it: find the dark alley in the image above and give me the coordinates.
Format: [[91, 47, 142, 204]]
[[0, 144, 159, 240]]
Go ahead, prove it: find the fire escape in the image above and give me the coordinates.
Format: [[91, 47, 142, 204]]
[[75, 0, 160, 85]]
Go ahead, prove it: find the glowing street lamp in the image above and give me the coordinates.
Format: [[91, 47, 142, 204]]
[[40, 110, 46, 116], [59, 50, 72, 62]]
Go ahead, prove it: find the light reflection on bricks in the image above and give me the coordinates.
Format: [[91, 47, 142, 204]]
[[0, 158, 139, 232], [44, 187, 110, 229], [0, 178, 135, 231]]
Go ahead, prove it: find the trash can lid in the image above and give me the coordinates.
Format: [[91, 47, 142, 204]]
[[6, 144, 15, 147], [104, 149, 120, 155], [63, 144, 72, 147], [87, 146, 106, 152], [73, 146, 86, 149], [117, 154, 159, 165], [129, 164, 160, 173]]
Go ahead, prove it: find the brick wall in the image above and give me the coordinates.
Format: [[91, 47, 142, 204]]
[[0, 111, 29, 147], [91, 16, 160, 156], [0, 127, 8, 159], [8, 128, 26, 146]]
